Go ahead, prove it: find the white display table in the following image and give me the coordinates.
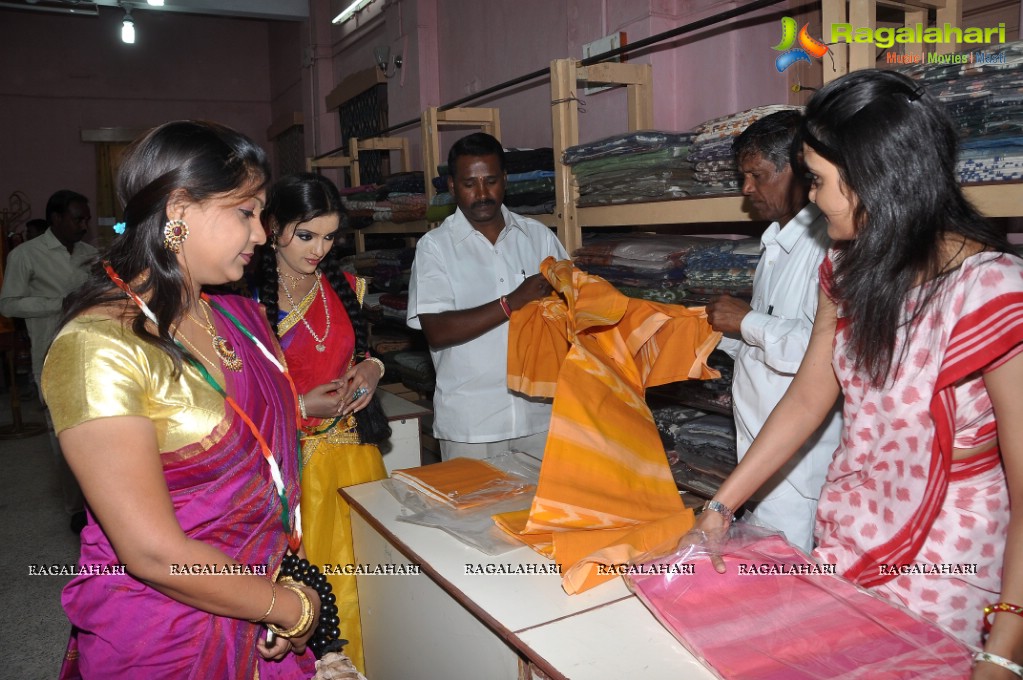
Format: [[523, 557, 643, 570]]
[[376, 391, 431, 474], [342, 481, 718, 680]]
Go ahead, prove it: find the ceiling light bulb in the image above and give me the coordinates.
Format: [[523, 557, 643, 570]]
[[121, 16, 135, 44]]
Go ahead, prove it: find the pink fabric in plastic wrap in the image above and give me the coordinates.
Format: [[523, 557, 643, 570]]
[[628, 534, 973, 679]]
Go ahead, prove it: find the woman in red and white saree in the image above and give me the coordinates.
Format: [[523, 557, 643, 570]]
[[692, 69, 1023, 677], [814, 250, 1023, 645]]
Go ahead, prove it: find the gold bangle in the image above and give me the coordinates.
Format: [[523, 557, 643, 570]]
[[364, 356, 385, 379], [267, 582, 314, 638], [297, 393, 308, 419], [250, 581, 276, 623]]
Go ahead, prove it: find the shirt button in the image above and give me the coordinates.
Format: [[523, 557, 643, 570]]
[[499, 278, 504, 282]]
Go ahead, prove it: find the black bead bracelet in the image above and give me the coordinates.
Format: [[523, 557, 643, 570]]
[[279, 554, 345, 659]]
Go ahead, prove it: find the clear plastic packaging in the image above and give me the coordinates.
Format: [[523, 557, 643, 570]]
[[384, 451, 541, 555], [625, 523, 973, 679]]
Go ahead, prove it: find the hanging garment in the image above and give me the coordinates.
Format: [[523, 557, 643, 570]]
[[496, 257, 721, 593]]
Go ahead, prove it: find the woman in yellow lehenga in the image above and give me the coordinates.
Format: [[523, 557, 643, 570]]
[[257, 173, 389, 674]]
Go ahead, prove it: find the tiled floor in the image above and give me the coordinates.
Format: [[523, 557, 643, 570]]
[[1, 384, 80, 679]]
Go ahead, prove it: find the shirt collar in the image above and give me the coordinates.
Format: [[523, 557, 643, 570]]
[[450, 204, 526, 245], [39, 227, 66, 251], [764, 204, 822, 254]]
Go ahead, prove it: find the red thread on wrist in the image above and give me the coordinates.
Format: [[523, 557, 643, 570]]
[[499, 296, 512, 319]]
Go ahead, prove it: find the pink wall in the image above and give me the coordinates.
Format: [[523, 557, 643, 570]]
[[0, 7, 275, 234], [313, 0, 793, 167]]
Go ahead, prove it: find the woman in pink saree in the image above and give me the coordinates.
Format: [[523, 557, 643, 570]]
[[42, 121, 319, 678], [693, 70, 1023, 678]]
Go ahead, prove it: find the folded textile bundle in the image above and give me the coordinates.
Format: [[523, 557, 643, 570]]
[[692, 104, 803, 145], [687, 105, 802, 195], [897, 40, 1023, 185], [574, 235, 758, 302], [629, 529, 973, 679], [562, 131, 695, 165], [391, 458, 534, 510], [647, 350, 734, 415], [393, 350, 435, 394]]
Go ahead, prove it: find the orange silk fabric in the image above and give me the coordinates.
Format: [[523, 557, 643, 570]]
[[497, 258, 721, 593]]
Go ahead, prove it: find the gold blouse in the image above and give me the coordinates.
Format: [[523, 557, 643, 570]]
[[42, 315, 226, 455]]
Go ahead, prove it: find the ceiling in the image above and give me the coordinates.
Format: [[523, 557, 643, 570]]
[[0, 0, 308, 21]]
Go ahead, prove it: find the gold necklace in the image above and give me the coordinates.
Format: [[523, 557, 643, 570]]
[[187, 298, 243, 371], [176, 328, 223, 377], [279, 270, 331, 352]]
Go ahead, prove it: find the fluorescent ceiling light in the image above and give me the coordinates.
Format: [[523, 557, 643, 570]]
[[332, 0, 372, 24], [147, 0, 164, 5]]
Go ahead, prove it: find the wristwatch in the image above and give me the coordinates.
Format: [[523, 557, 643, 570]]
[[701, 499, 736, 524]]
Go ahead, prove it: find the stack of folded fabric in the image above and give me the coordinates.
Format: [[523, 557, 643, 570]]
[[647, 349, 734, 414], [341, 248, 416, 295], [680, 239, 760, 303], [669, 413, 738, 498], [391, 458, 534, 510], [378, 293, 407, 323], [428, 148, 557, 221], [573, 234, 758, 304], [688, 104, 803, 195], [392, 350, 435, 395], [339, 171, 428, 226], [560, 131, 698, 206], [897, 40, 1023, 184]]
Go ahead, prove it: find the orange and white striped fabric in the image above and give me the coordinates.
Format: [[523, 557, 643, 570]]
[[496, 257, 721, 593]]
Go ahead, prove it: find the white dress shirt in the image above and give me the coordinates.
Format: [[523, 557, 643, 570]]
[[407, 206, 569, 442], [718, 204, 842, 550], [0, 228, 96, 382]]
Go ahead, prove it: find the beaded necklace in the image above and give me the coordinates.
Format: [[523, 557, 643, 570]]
[[103, 262, 303, 550], [278, 268, 331, 352]]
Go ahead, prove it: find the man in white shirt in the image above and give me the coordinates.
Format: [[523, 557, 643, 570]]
[[0, 190, 96, 530], [408, 133, 568, 460], [706, 111, 842, 553]]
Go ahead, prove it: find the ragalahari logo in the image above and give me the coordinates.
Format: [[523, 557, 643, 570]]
[[772, 17, 829, 72]]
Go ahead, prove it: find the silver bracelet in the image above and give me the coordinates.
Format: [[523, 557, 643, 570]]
[[297, 393, 308, 419], [974, 651, 1023, 677], [364, 356, 385, 379], [702, 499, 736, 524]]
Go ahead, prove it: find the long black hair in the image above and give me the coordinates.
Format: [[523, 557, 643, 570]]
[[257, 173, 371, 364], [61, 120, 271, 372], [801, 69, 1010, 387]]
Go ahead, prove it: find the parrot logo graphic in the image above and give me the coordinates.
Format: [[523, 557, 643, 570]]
[[772, 17, 829, 72]]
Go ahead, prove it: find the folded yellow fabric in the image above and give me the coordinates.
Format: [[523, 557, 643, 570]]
[[392, 458, 531, 510], [498, 258, 719, 593]]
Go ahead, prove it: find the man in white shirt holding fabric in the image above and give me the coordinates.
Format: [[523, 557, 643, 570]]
[[408, 133, 568, 461], [706, 111, 842, 553]]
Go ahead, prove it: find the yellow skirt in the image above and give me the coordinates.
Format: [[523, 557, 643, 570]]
[[299, 438, 387, 675]]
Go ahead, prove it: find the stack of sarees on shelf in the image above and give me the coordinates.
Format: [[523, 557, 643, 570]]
[[341, 247, 434, 393], [572, 233, 759, 304], [560, 131, 697, 206], [898, 40, 1023, 183], [427, 148, 556, 221], [688, 104, 802, 195], [648, 350, 737, 498], [340, 171, 428, 229]]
